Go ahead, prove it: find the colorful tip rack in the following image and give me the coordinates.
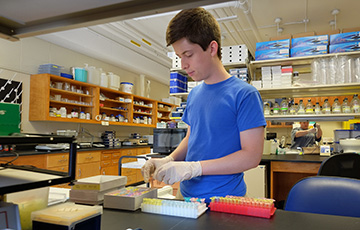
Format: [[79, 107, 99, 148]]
[[141, 197, 207, 219], [209, 196, 276, 218]]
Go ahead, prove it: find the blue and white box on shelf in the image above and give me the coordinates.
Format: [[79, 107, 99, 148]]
[[290, 45, 328, 57], [330, 31, 360, 45], [255, 49, 289, 61], [291, 35, 328, 48], [329, 42, 360, 53], [255, 39, 290, 51]]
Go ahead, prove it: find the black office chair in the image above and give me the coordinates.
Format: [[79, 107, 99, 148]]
[[317, 153, 360, 179], [284, 176, 360, 218]]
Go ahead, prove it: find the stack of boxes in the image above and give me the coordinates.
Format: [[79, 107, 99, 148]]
[[290, 35, 329, 57], [259, 65, 293, 89], [280, 66, 293, 87], [229, 68, 249, 82], [261, 67, 272, 88], [221, 45, 248, 64], [329, 31, 360, 53], [255, 39, 290, 61], [170, 72, 188, 93]]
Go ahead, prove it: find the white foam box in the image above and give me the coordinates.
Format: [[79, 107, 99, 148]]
[[104, 187, 157, 211], [221, 45, 248, 64], [172, 55, 181, 69], [31, 202, 102, 230], [71, 175, 127, 191]]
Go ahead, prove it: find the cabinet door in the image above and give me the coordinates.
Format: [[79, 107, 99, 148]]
[[77, 151, 101, 163], [76, 161, 100, 179], [120, 149, 137, 163], [101, 165, 118, 175], [47, 153, 69, 168], [0, 154, 46, 168], [137, 147, 151, 155]]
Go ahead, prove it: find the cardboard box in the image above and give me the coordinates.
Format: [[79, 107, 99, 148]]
[[330, 31, 360, 45], [255, 48, 289, 61], [290, 45, 328, 57], [270, 34, 292, 41], [291, 35, 328, 48], [104, 187, 157, 211], [342, 27, 360, 33], [292, 31, 316, 38], [70, 186, 124, 205], [317, 29, 341, 36], [329, 42, 360, 53], [256, 39, 290, 51], [302, 146, 320, 155]]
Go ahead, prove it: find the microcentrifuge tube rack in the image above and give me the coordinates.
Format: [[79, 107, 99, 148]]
[[209, 196, 276, 219]]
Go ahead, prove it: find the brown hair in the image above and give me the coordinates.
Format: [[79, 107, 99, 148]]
[[166, 7, 222, 59]]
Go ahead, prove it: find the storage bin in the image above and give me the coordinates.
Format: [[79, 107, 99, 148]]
[[38, 64, 63, 76], [170, 72, 187, 83], [60, 73, 73, 79]]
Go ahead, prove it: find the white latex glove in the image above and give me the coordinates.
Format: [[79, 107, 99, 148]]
[[141, 156, 173, 182], [154, 161, 202, 185], [308, 128, 317, 133]]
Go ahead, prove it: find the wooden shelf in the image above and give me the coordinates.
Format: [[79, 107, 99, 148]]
[[133, 104, 153, 109], [50, 88, 93, 98], [265, 113, 360, 121], [102, 98, 130, 104], [133, 111, 152, 116], [157, 108, 172, 112], [259, 83, 360, 99], [50, 100, 94, 108], [100, 106, 128, 113]]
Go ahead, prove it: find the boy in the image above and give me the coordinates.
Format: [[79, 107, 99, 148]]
[[142, 7, 266, 201]]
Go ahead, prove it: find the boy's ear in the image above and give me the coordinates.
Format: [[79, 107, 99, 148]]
[[209, 40, 219, 57]]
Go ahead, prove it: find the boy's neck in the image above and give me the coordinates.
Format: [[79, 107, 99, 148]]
[[204, 60, 231, 85]]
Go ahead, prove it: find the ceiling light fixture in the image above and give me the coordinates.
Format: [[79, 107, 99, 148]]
[[331, 9, 340, 30]]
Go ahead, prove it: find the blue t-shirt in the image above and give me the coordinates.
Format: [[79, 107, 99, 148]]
[[181, 76, 266, 200]]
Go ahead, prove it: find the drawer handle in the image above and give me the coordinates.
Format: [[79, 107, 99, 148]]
[[58, 159, 68, 162], [85, 156, 94, 160], [103, 162, 110, 165], [113, 154, 120, 157], [103, 155, 110, 158]]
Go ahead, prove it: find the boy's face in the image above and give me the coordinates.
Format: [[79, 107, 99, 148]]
[[172, 37, 215, 82]]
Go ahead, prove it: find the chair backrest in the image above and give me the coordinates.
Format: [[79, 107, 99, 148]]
[[284, 176, 360, 217], [318, 153, 360, 179]]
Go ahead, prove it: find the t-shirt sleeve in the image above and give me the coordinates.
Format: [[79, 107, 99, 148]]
[[236, 90, 266, 132]]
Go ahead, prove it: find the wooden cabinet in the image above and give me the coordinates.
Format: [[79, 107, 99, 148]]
[[132, 95, 156, 127], [156, 101, 176, 122], [30, 74, 98, 123], [270, 161, 321, 202], [99, 87, 132, 125], [30, 74, 177, 127], [76, 151, 101, 179]]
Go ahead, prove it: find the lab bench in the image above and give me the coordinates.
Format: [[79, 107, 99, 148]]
[[101, 208, 360, 230]]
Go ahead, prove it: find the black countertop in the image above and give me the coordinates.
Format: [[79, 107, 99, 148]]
[[261, 154, 329, 164], [101, 208, 360, 230], [0, 145, 152, 158]]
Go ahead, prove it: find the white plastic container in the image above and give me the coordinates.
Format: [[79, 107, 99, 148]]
[[86, 65, 100, 85], [100, 72, 108, 88], [120, 82, 134, 94], [108, 72, 120, 90]]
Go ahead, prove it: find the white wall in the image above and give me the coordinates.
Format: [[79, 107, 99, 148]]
[[0, 37, 171, 139]]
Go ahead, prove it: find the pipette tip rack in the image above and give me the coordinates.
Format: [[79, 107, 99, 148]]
[[209, 196, 276, 218], [141, 197, 207, 219]]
